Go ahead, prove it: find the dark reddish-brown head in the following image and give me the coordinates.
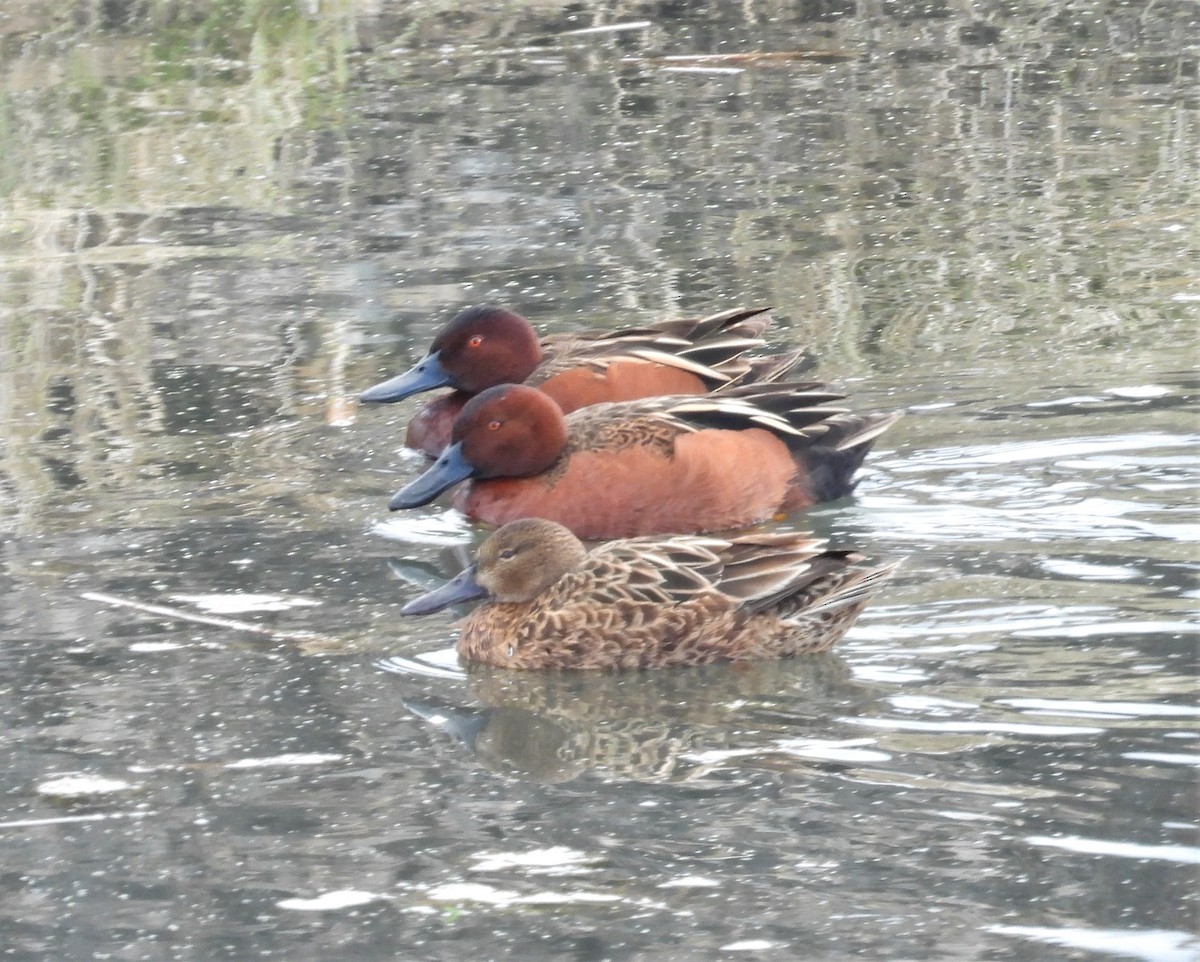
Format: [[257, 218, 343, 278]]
[[429, 305, 543, 393], [454, 384, 567, 479], [389, 384, 567, 509], [361, 305, 543, 404]]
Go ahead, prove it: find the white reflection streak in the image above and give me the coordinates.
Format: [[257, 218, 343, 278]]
[[278, 890, 389, 911], [849, 717, 1104, 736], [0, 812, 151, 830], [990, 925, 1200, 962], [468, 846, 600, 875], [999, 698, 1200, 718], [1026, 835, 1200, 865], [374, 654, 467, 680], [562, 21, 651, 35], [83, 592, 325, 643], [225, 753, 344, 770], [424, 882, 622, 906], [371, 511, 473, 546], [660, 66, 745, 75], [170, 593, 321, 614], [682, 737, 890, 765], [1122, 752, 1200, 765], [898, 433, 1197, 469], [1016, 620, 1200, 639]]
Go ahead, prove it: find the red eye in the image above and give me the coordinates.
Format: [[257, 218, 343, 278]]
[[487, 420, 502, 431], [468, 335, 483, 348]]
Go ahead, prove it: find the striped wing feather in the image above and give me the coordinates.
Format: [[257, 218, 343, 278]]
[[791, 410, 903, 454], [586, 532, 852, 616], [715, 533, 832, 610], [782, 560, 902, 622], [665, 381, 851, 436], [536, 307, 772, 387], [562, 381, 861, 454], [721, 348, 816, 388], [585, 537, 729, 606]]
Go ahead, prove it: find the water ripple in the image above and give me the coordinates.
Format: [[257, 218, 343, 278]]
[[997, 698, 1200, 719], [893, 433, 1198, 470]]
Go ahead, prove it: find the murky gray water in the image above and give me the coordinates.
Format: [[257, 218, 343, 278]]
[[2, 2, 1198, 960]]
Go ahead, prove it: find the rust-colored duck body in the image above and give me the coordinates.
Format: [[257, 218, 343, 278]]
[[388, 381, 899, 539], [403, 518, 898, 670], [360, 304, 781, 456]]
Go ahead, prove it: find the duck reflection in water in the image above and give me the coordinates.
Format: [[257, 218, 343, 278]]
[[404, 656, 863, 783]]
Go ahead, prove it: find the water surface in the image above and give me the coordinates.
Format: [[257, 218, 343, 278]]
[[1, 2, 1197, 960]]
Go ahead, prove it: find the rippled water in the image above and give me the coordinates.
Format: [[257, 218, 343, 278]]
[[1, 2, 1198, 960]]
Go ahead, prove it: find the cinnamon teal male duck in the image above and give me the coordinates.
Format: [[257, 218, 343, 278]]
[[388, 381, 900, 539], [359, 304, 785, 456], [402, 518, 898, 670]]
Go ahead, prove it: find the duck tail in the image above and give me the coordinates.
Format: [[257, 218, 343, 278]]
[[718, 347, 818, 388], [613, 307, 774, 389], [645, 305, 771, 344], [686, 305, 773, 342], [775, 555, 901, 652], [661, 383, 897, 503], [792, 411, 901, 503], [787, 555, 901, 620], [673, 307, 774, 381]]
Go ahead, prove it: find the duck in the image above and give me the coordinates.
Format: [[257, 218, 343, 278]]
[[402, 517, 898, 670], [387, 381, 900, 539], [359, 304, 787, 456]]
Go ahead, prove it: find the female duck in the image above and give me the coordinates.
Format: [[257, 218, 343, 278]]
[[403, 518, 898, 670], [388, 381, 899, 539], [359, 304, 776, 455]]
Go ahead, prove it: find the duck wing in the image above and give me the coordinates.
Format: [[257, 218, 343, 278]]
[[535, 307, 773, 389]]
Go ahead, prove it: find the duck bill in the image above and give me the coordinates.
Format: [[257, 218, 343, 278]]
[[360, 351, 451, 403], [389, 441, 476, 509], [402, 565, 486, 615]]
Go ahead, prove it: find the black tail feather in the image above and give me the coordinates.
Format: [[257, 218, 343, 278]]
[[794, 412, 901, 501]]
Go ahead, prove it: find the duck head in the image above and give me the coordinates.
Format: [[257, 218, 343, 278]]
[[388, 384, 568, 509], [360, 305, 543, 403], [402, 518, 588, 613]]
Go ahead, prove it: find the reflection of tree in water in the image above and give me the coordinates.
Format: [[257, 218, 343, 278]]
[[405, 655, 871, 783], [1, 0, 1194, 523]]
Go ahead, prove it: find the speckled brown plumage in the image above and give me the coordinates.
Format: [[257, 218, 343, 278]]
[[405, 518, 898, 671], [557, 405, 683, 458]]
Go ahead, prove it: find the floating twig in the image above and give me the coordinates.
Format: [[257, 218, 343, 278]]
[[625, 50, 855, 68], [82, 592, 326, 643]]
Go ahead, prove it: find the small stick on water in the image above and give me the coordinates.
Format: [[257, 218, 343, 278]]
[[82, 592, 327, 643]]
